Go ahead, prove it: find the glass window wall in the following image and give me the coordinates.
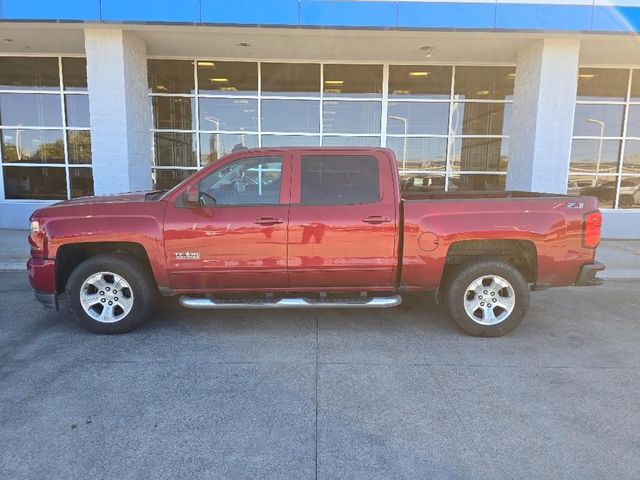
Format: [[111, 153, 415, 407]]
[[570, 67, 640, 208], [148, 60, 514, 190], [1, 56, 92, 200]]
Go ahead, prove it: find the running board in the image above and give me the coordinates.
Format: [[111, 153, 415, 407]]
[[179, 295, 402, 310]]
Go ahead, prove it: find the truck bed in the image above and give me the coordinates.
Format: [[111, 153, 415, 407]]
[[401, 190, 566, 202], [399, 191, 599, 291]]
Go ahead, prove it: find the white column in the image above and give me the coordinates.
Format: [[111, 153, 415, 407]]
[[84, 28, 152, 195], [506, 38, 580, 194]]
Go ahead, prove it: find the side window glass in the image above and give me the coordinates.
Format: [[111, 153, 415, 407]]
[[199, 156, 283, 205], [301, 155, 380, 205]]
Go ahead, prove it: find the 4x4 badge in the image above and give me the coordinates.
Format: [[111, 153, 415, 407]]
[[175, 252, 200, 260]]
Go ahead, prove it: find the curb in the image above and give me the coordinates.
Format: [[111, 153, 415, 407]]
[[599, 270, 640, 281], [0, 261, 27, 272]]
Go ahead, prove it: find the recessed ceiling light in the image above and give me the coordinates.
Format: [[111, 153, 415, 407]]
[[392, 89, 411, 95], [475, 90, 490, 95], [210, 78, 229, 83], [198, 61, 215, 67], [408, 71, 430, 77], [237, 42, 251, 47], [220, 86, 237, 91], [420, 45, 434, 58], [579, 74, 596, 79], [324, 80, 344, 85]]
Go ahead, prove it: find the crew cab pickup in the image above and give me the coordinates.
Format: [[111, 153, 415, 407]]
[[27, 147, 604, 336]]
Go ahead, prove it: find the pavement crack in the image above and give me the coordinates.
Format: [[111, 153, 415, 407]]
[[426, 363, 502, 479], [314, 311, 319, 480]]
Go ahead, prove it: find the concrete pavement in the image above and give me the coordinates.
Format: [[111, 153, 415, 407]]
[[1, 272, 639, 479], [0, 229, 29, 271], [2, 228, 639, 279]]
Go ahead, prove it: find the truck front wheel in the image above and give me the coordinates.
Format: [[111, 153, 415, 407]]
[[65, 253, 157, 334], [443, 259, 530, 337]]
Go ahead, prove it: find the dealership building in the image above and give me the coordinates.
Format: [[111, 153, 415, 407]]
[[1, 0, 640, 237]]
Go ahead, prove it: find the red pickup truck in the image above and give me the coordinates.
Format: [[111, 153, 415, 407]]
[[27, 147, 604, 336]]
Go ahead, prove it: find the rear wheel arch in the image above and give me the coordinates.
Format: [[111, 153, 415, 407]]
[[441, 239, 538, 285]]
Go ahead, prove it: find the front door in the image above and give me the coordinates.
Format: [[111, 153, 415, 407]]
[[164, 154, 290, 290], [287, 152, 398, 289]]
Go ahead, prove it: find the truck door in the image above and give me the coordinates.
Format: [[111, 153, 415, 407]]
[[163, 154, 290, 290], [287, 151, 398, 288]]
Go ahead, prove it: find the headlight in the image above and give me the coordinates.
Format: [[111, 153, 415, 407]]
[[30, 220, 41, 234]]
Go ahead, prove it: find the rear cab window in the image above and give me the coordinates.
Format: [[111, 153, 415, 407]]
[[300, 155, 380, 205]]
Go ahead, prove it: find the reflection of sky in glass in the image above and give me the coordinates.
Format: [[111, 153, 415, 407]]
[[573, 104, 624, 137], [570, 139, 621, 174], [262, 100, 320, 133], [322, 136, 380, 147], [622, 140, 640, 174], [323, 101, 380, 134], [625, 105, 640, 138], [0, 93, 62, 127], [199, 98, 258, 132], [387, 137, 447, 171], [387, 102, 449, 135], [262, 135, 320, 147], [65, 95, 90, 128]]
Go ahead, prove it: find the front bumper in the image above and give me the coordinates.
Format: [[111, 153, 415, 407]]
[[34, 291, 57, 310], [575, 261, 605, 286], [27, 257, 58, 310]]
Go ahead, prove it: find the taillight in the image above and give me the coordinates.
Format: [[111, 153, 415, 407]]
[[583, 211, 602, 249]]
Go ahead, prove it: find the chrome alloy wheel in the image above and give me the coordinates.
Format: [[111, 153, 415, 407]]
[[79, 272, 134, 323], [463, 275, 516, 325]]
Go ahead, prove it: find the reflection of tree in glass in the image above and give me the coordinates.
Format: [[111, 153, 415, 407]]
[[67, 131, 92, 163], [3, 137, 64, 163]]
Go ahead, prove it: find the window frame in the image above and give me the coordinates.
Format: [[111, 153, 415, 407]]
[[571, 66, 640, 209], [0, 55, 92, 201], [148, 59, 514, 194]]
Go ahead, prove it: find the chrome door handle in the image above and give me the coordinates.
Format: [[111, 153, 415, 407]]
[[254, 217, 283, 226], [362, 215, 391, 224]]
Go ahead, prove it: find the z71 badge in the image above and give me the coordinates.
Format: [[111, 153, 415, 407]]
[[175, 252, 200, 260]]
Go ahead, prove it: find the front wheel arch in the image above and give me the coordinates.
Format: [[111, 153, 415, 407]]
[[65, 252, 157, 334]]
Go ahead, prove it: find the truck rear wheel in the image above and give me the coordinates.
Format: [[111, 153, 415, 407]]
[[443, 259, 530, 337], [66, 253, 156, 334]]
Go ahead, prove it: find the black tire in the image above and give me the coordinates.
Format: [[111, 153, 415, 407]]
[[443, 259, 530, 337], [65, 253, 157, 334]]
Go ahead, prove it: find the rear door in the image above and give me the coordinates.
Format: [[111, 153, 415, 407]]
[[287, 151, 398, 289]]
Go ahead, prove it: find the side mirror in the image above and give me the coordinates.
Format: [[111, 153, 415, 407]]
[[185, 184, 200, 207]]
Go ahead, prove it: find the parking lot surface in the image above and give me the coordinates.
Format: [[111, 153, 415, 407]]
[[1, 272, 639, 479]]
